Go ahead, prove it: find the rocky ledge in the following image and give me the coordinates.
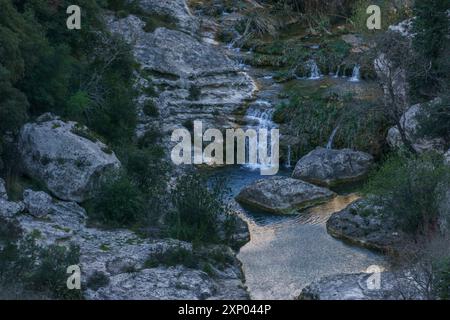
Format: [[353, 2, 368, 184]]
[[326, 199, 405, 253], [292, 148, 374, 187], [235, 176, 336, 214]]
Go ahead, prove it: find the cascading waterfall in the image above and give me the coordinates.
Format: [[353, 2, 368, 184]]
[[326, 125, 340, 149], [244, 99, 277, 171], [349, 64, 361, 82], [307, 60, 322, 80]]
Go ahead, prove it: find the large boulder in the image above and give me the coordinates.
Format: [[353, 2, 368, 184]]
[[298, 272, 407, 300], [387, 102, 447, 154], [292, 148, 374, 187], [326, 199, 404, 253], [18, 114, 121, 202], [235, 176, 336, 214]]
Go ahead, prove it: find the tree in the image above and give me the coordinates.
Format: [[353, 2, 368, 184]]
[[410, 0, 450, 99]]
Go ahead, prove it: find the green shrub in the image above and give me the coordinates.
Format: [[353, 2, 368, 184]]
[[89, 173, 145, 227], [142, 14, 178, 33], [364, 152, 450, 234], [188, 85, 202, 101], [86, 271, 110, 290], [144, 246, 197, 269], [416, 96, 450, 143], [0, 236, 81, 300], [167, 174, 227, 244], [143, 100, 159, 117]]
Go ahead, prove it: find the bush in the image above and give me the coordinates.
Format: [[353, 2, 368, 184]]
[[143, 100, 159, 117], [188, 85, 202, 101], [144, 246, 197, 269], [0, 236, 81, 300], [167, 174, 228, 244], [364, 152, 450, 234], [416, 96, 450, 143], [142, 14, 178, 33], [86, 271, 110, 290], [89, 173, 145, 227]]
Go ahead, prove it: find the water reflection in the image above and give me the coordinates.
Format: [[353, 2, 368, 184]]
[[209, 167, 386, 300]]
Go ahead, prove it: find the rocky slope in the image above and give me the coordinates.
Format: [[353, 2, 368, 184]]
[[0, 177, 249, 300]]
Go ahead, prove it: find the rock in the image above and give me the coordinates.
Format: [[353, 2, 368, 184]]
[[298, 272, 405, 300], [443, 149, 450, 166], [0, 178, 7, 200], [388, 18, 414, 38], [23, 189, 54, 218], [18, 114, 121, 202], [386, 102, 447, 154], [236, 176, 336, 214], [137, 0, 199, 35], [292, 148, 374, 187], [326, 199, 404, 253], [106, 12, 256, 138], [0, 198, 24, 218], [87, 267, 215, 300]]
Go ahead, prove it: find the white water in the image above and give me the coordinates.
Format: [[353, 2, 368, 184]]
[[326, 125, 340, 149], [333, 65, 341, 78], [286, 145, 292, 168], [243, 99, 277, 172], [307, 60, 322, 80], [349, 64, 361, 82]]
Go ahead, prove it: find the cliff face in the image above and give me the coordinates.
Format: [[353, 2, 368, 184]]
[[106, 0, 256, 138]]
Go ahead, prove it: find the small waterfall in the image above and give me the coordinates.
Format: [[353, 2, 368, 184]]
[[349, 65, 361, 82], [307, 60, 321, 80], [333, 65, 341, 78], [286, 145, 292, 168], [326, 125, 339, 149], [244, 99, 277, 172]]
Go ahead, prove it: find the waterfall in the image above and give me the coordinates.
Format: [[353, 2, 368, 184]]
[[307, 60, 321, 80], [333, 65, 341, 78], [326, 125, 339, 149], [349, 64, 361, 82], [286, 145, 292, 168], [244, 99, 277, 171]]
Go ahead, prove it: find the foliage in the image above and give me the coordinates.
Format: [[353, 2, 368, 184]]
[[144, 246, 197, 269], [0, 235, 81, 300], [143, 100, 159, 117], [410, 0, 450, 100], [416, 96, 450, 144], [167, 174, 230, 244], [364, 152, 450, 234], [273, 82, 388, 156], [88, 172, 145, 227]]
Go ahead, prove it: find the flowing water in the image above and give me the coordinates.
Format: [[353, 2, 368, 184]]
[[213, 45, 386, 300]]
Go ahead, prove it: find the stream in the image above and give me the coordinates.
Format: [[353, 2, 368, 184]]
[[209, 48, 387, 300]]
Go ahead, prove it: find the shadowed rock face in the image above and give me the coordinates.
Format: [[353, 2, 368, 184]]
[[236, 176, 336, 214], [326, 199, 404, 253], [292, 148, 374, 187], [18, 114, 121, 202]]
